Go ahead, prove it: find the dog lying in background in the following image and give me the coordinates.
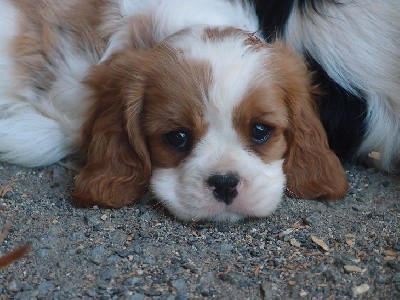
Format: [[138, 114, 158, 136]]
[[3, 0, 392, 222], [255, 0, 400, 171]]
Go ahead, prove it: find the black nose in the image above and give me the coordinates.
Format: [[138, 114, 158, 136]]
[[207, 173, 240, 205]]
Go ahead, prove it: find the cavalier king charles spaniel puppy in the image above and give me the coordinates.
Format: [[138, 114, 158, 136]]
[[0, 0, 349, 221], [255, 0, 400, 171]]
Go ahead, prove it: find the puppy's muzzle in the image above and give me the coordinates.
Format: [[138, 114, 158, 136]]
[[207, 173, 240, 205]]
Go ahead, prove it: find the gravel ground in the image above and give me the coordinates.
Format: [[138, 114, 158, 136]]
[[0, 159, 399, 299]]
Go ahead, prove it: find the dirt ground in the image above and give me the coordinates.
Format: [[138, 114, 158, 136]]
[[0, 159, 399, 299]]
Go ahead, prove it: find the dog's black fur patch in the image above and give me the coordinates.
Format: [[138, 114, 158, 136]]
[[254, 0, 367, 161]]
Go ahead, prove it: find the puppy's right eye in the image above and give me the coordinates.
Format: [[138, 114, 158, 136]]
[[164, 130, 192, 152]]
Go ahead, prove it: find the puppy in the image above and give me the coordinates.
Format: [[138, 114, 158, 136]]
[[255, 0, 400, 170], [0, 0, 347, 221]]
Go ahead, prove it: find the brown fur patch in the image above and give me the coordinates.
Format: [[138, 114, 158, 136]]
[[203, 27, 263, 50], [264, 42, 348, 200], [233, 86, 288, 163], [73, 50, 152, 208], [11, 0, 107, 95], [143, 46, 212, 168], [126, 15, 159, 49]]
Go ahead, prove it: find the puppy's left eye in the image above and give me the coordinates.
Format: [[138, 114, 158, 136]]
[[164, 130, 192, 152], [251, 124, 274, 145]]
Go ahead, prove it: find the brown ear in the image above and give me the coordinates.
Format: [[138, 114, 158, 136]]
[[270, 43, 348, 200], [72, 51, 151, 208]]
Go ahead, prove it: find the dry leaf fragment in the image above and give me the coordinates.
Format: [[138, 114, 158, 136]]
[[346, 239, 355, 247], [385, 249, 397, 257], [279, 228, 293, 238], [0, 244, 30, 268], [352, 283, 370, 296], [0, 220, 32, 268], [290, 238, 301, 248], [0, 224, 30, 268], [344, 265, 364, 273], [344, 233, 355, 239], [254, 265, 261, 276], [384, 256, 396, 262], [57, 161, 80, 172], [0, 185, 13, 197], [311, 235, 329, 252]]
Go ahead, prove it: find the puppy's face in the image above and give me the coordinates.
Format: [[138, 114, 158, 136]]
[[74, 28, 348, 221], [143, 30, 287, 221]]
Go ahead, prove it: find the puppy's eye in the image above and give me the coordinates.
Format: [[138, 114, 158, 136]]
[[164, 130, 192, 151], [251, 124, 274, 145]]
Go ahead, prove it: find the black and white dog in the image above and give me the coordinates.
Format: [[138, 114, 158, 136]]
[[255, 0, 400, 171]]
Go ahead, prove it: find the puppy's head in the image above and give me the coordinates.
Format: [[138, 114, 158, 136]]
[[73, 28, 348, 221]]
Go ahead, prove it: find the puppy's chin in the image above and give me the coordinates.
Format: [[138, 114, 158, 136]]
[[150, 159, 285, 222]]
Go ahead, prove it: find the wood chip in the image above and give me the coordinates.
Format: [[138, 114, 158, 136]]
[[385, 249, 397, 257], [344, 265, 364, 273], [384, 256, 396, 262], [368, 151, 381, 160], [290, 238, 301, 248], [346, 239, 355, 247], [352, 283, 370, 296], [288, 280, 296, 286], [311, 235, 329, 252]]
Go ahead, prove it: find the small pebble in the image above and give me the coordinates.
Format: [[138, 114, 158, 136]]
[[7, 280, 20, 292], [393, 274, 400, 283], [352, 283, 369, 296], [100, 268, 118, 281], [37, 281, 54, 293], [377, 275, 387, 284]]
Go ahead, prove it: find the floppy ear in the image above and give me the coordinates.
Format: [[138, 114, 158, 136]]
[[270, 44, 348, 200], [72, 51, 151, 208]]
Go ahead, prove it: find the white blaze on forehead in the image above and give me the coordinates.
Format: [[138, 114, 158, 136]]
[[170, 28, 271, 153]]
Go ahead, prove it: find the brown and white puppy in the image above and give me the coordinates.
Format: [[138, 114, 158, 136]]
[[0, 0, 347, 221]]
